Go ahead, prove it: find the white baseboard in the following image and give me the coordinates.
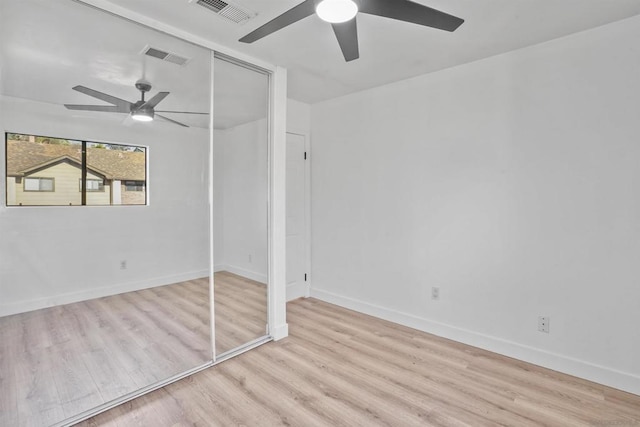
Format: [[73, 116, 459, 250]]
[[216, 264, 267, 284], [0, 269, 210, 317], [271, 323, 289, 341], [286, 282, 310, 301], [311, 287, 640, 397]]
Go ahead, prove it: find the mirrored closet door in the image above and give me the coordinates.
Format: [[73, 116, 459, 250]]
[[212, 55, 270, 357], [0, 0, 213, 425]]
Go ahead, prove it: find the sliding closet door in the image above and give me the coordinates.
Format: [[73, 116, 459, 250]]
[[212, 55, 270, 356], [0, 0, 213, 425]]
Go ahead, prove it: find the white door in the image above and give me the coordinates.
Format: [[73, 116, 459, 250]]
[[286, 133, 307, 300]]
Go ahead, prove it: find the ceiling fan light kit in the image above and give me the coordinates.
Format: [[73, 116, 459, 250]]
[[316, 0, 358, 24], [63, 79, 207, 127], [131, 109, 154, 122], [239, 0, 464, 62]]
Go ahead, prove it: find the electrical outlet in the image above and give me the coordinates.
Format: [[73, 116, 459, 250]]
[[431, 287, 440, 300], [120, 260, 127, 270], [538, 316, 550, 333]]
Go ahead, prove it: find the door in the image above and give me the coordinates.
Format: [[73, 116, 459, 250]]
[[286, 132, 308, 300], [213, 54, 270, 357]]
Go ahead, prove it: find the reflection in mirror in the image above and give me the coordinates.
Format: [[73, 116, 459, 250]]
[[213, 56, 270, 356], [6, 134, 147, 207], [0, 0, 213, 425]]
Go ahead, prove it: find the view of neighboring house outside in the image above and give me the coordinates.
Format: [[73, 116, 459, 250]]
[[5, 134, 146, 206]]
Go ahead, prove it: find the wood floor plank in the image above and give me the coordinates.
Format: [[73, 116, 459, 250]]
[[214, 272, 267, 355], [13, 315, 66, 427], [0, 315, 20, 427], [78, 297, 640, 426], [5, 278, 640, 426], [286, 310, 532, 426], [289, 298, 623, 422]]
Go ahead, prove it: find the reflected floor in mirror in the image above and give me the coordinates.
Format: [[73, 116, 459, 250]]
[[0, 279, 212, 427], [214, 271, 268, 356]]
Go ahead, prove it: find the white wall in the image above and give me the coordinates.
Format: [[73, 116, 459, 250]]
[[287, 98, 311, 136], [0, 96, 210, 315], [213, 119, 268, 283], [310, 15, 640, 395]]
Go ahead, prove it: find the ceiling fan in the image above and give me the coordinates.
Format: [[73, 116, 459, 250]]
[[64, 80, 208, 127], [239, 0, 464, 62]]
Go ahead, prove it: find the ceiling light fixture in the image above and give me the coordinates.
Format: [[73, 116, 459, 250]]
[[316, 0, 358, 24], [131, 108, 154, 122]]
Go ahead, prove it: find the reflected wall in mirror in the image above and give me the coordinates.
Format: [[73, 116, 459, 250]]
[[213, 56, 270, 356], [0, 0, 213, 425]]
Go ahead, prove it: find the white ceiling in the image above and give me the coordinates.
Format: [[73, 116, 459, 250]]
[[98, 0, 640, 104], [2, 0, 640, 131]]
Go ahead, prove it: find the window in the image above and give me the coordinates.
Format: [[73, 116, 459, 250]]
[[124, 181, 145, 191], [80, 179, 105, 192], [24, 177, 54, 192], [6, 133, 147, 206]]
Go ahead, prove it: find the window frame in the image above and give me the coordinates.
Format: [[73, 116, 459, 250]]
[[5, 132, 148, 207], [124, 180, 145, 192], [23, 177, 55, 192], [79, 178, 105, 192]]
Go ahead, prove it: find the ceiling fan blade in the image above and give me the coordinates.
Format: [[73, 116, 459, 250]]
[[72, 85, 133, 110], [332, 18, 359, 62], [156, 114, 189, 127], [64, 104, 130, 113], [155, 110, 209, 115], [142, 91, 169, 109], [239, 0, 316, 43], [359, 0, 464, 32]]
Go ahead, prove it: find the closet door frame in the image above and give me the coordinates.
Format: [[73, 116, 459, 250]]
[[210, 52, 285, 362]]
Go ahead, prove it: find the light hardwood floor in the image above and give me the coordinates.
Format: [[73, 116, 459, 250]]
[[77, 297, 640, 427], [0, 272, 267, 427], [214, 271, 268, 355]]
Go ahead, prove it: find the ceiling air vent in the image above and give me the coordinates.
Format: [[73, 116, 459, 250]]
[[192, 0, 254, 24], [141, 46, 190, 66]]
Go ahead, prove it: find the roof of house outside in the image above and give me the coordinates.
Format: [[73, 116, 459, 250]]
[[6, 139, 146, 181]]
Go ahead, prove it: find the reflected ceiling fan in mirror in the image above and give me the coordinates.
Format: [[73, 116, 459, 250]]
[[64, 80, 208, 127], [239, 0, 464, 62]]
